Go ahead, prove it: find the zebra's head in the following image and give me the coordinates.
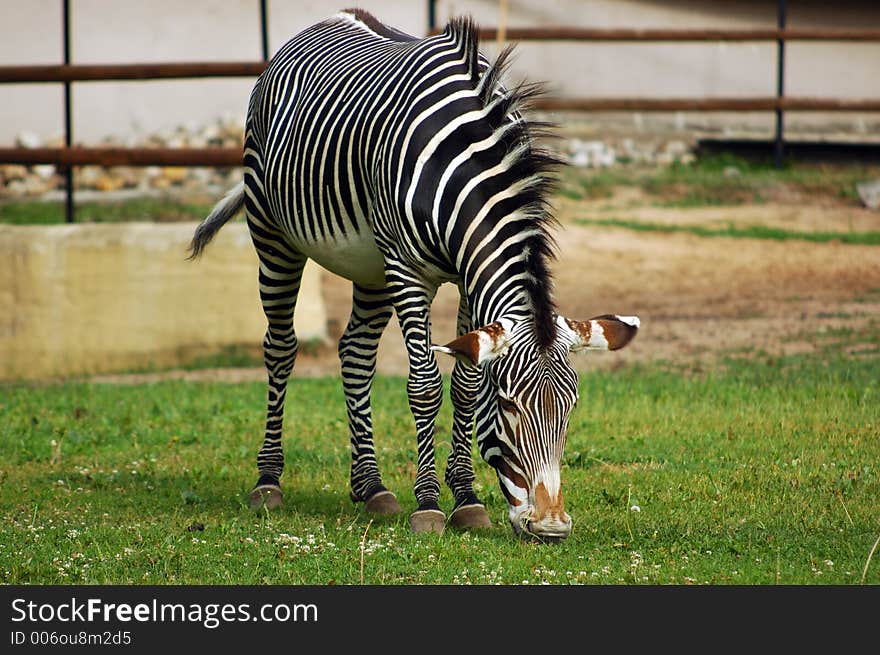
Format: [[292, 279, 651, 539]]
[[434, 314, 639, 540]]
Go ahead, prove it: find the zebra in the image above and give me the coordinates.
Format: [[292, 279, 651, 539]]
[[189, 9, 639, 541]]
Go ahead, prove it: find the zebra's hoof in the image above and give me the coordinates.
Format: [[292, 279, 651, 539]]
[[249, 484, 283, 510], [409, 509, 446, 534], [364, 490, 402, 515], [449, 503, 492, 530]]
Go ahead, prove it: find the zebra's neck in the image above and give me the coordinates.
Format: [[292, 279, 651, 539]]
[[461, 261, 535, 326], [431, 127, 559, 349], [461, 236, 558, 348]]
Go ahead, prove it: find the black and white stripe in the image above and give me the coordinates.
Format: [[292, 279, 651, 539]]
[[190, 10, 638, 538]]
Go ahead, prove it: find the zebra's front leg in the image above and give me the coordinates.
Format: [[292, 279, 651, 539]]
[[447, 359, 493, 529], [388, 269, 445, 533], [445, 293, 492, 529], [339, 284, 401, 515]]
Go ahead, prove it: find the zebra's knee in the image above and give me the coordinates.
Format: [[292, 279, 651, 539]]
[[338, 316, 387, 369], [450, 383, 477, 414], [264, 331, 299, 378], [407, 364, 443, 414], [337, 335, 365, 368], [451, 362, 481, 404]]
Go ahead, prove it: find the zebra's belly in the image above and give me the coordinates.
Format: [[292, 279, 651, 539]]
[[294, 232, 388, 289]]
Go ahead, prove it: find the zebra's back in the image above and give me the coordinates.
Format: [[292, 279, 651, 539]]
[[245, 10, 479, 287]]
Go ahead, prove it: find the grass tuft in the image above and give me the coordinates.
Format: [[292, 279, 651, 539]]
[[558, 154, 880, 208], [576, 217, 880, 245], [1, 349, 877, 585]]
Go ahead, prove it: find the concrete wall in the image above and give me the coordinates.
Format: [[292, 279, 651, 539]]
[[0, 222, 326, 380], [1, 0, 878, 144]]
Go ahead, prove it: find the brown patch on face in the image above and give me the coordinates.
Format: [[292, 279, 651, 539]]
[[480, 321, 505, 340], [440, 321, 506, 366], [441, 332, 481, 366], [532, 482, 566, 522], [591, 314, 638, 350], [565, 319, 592, 344]]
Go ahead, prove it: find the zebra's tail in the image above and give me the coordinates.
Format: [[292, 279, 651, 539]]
[[187, 181, 246, 260]]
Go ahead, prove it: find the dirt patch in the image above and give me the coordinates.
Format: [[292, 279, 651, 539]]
[[93, 200, 879, 385], [317, 200, 880, 377], [564, 195, 880, 234], [568, 234, 876, 366]]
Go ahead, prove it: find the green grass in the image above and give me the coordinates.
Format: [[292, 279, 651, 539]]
[[576, 218, 880, 245], [0, 197, 215, 225], [2, 352, 878, 585], [559, 154, 880, 208], [176, 344, 265, 371]]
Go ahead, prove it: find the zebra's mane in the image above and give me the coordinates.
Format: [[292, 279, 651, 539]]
[[340, 8, 418, 42], [340, 11, 562, 350], [445, 16, 563, 352]]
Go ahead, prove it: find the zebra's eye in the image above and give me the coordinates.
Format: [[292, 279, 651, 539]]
[[499, 397, 518, 414]]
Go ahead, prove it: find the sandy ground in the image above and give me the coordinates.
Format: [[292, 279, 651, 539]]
[[94, 194, 879, 385], [329, 200, 880, 375]]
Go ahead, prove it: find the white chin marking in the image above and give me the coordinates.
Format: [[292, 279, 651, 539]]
[[616, 315, 640, 328]]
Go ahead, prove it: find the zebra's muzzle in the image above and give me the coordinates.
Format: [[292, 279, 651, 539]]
[[508, 481, 572, 541], [510, 508, 572, 542], [523, 513, 572, 541]]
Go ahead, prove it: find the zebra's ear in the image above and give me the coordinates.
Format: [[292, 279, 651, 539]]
[[560, 314, 640, 353], [431, 320, 513, 367]]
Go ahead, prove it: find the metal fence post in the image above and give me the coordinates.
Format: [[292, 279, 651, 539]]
[[775, 0, 787, 169], [260, 0, 269, 61], [62, 0, 74, 222]]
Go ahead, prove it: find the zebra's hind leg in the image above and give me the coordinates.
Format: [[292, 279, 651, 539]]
[[446, 293, 492, 530], [339, 284, 401, 516], [247, 222, 308, 511]]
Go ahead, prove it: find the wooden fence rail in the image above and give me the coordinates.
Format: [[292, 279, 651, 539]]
[[447, 27, 880, 42], [0, 147, 244, 167], [2, 0, 880, 221], [0, 62, 266, 83]]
